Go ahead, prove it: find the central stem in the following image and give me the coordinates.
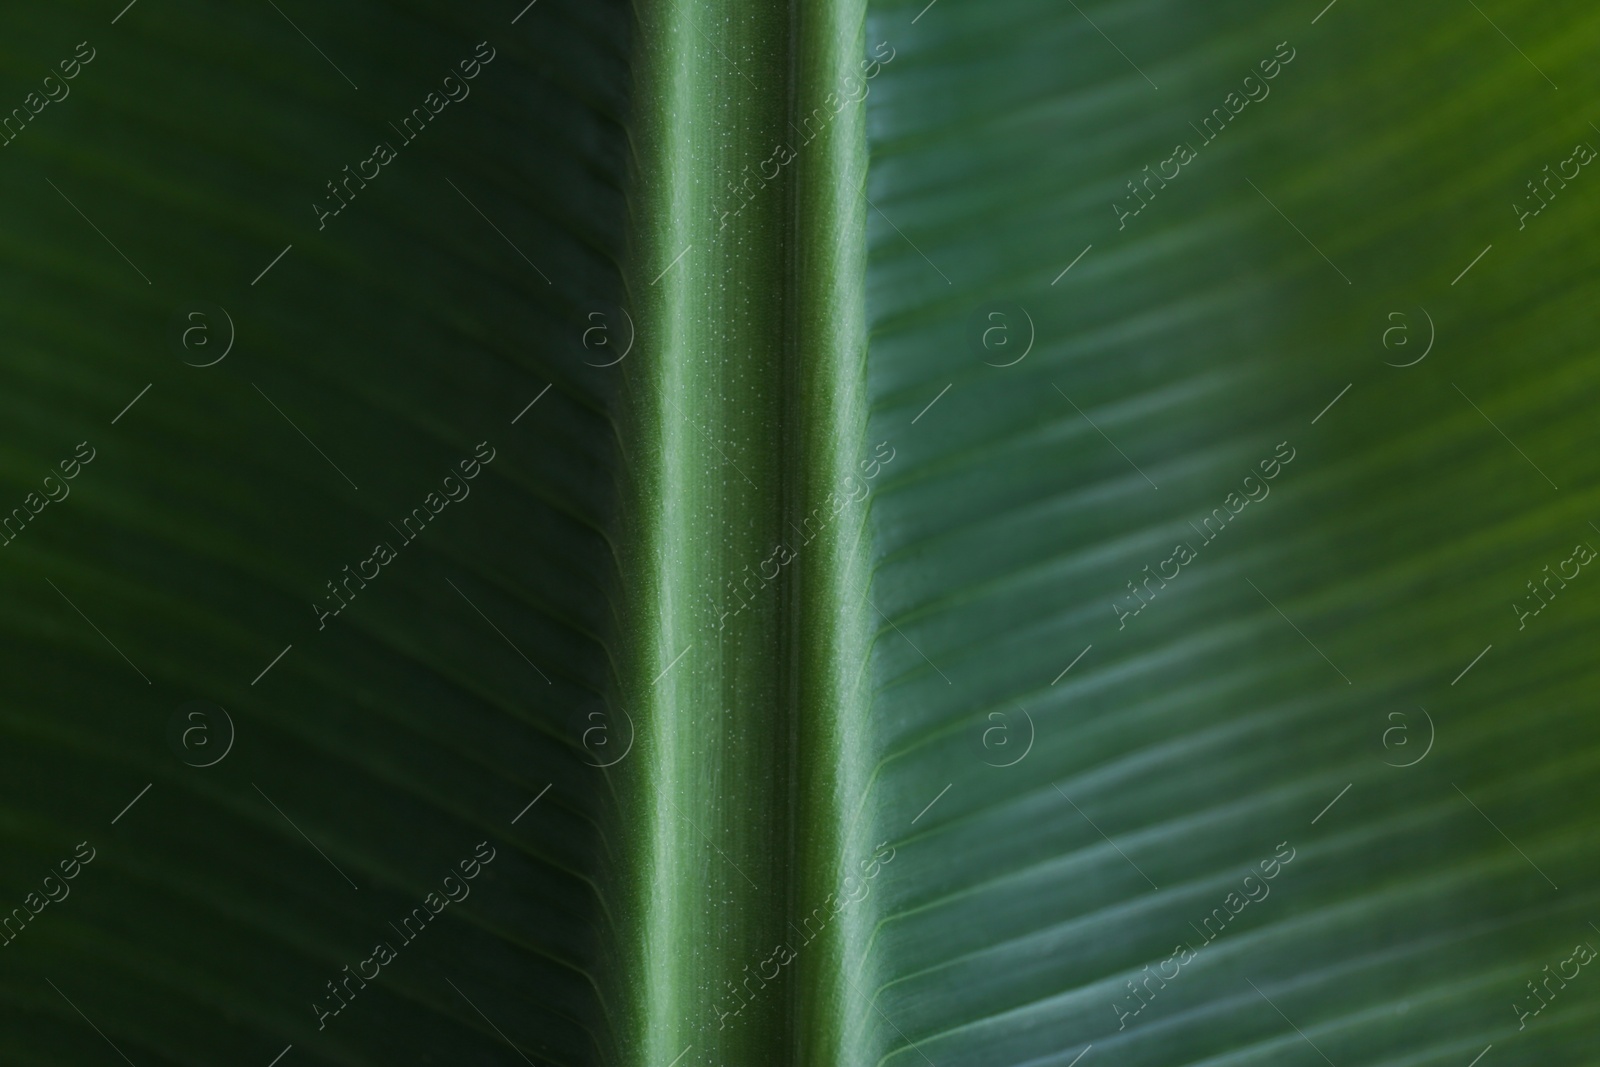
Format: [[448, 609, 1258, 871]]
[[608, 0, 874, 1064]]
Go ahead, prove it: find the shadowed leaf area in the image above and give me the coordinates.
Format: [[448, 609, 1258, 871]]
[[0, 1, 630, 1063]]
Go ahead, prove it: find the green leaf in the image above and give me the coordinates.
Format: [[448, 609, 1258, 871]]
[[0, 2, 631, 1063], [5, 0, 1600, 1065], [841, 1, 1600, 1065]]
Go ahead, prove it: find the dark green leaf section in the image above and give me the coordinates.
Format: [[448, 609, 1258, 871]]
[[851, 0, 1600, 1065], [0, 1, 631, 1063]]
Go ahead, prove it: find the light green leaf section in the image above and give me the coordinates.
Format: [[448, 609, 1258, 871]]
[[841, 0, 1600, 1065]]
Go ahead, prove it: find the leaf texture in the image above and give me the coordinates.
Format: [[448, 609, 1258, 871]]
[[844, 1, 1600, 1065], [0, 2, 630, 1063], [4, 1, 1600, 1066]]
